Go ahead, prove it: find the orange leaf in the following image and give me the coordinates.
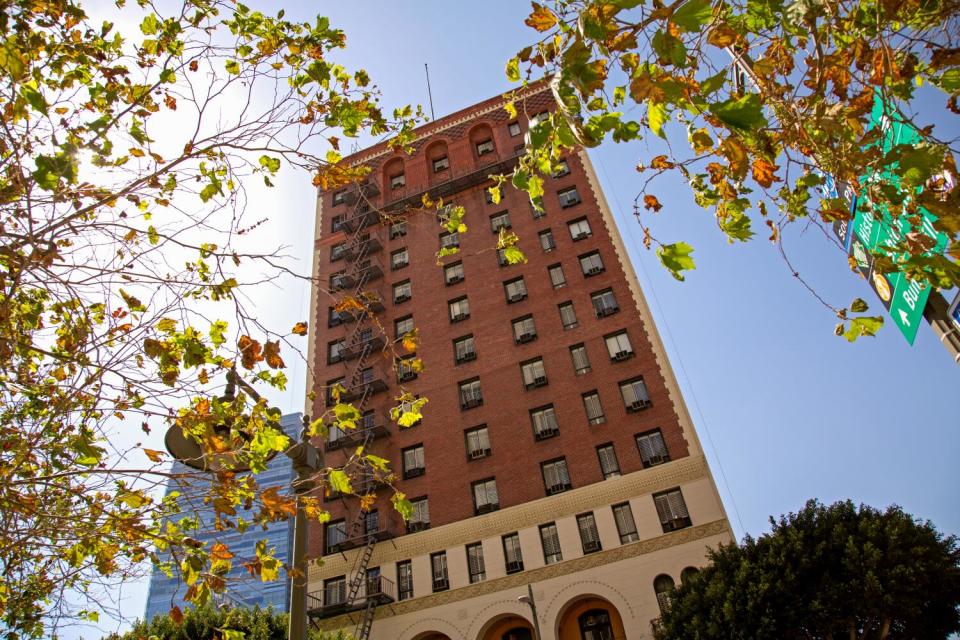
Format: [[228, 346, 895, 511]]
[[525, 2, 558, 31], [210, 542, 234, 561], [238, 335, 263, 370], [643, 195, 663, 212], [707, 23, 738, 48], [143, 448, 165, 463], [261, 486, 297, 518], [751, 157, 780, 188], [170, 606, 184, 625], [263, 340, 285, 369], [651, 155, 675, 170], [291, 322, 308, 336]]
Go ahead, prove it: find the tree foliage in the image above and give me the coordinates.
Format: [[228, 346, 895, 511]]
[[0, 0, 421, 635], [507, 0, 960, 338], [655, 500, 960, 639], [102, 604, 351, 640]]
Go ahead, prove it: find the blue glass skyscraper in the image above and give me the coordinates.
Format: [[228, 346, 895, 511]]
[[143, 412, 301, 621]]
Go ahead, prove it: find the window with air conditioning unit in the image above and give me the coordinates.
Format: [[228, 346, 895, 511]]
[[459, 378, 483, 410], [558, 302, 578, 330], [620, 377, 651, 413], [605, 330, 634, 361], [570, 344, 591, 375], [636, 429, 671, 468], [539, 229, 556, 252], [454, 334, 476, 365], [552, 159, 570, 178], [465, 425, 491, 461], [430, 551, 448, 592], [613, 502, 640, 543], [408, 497, 430, 533], [596, 443, 621, 479], [504, 277, 528, 303], [579, 251, 605, 276], [654, 488, 692, 533], [531, 405, 559, 440], [393, 280, 411, 304], [522, 358, 548, 390], [541, 457, 571, 495], [512, 315, 537, 343], [476, 139, 495, 156], [448, 296, 470, 322], [490, 211, 511, 233], [401, 444, 424, 480], [591, 289, 619, 318], [576, 512, 602, 554], [583, 391, 606, 426], [540, 523, 563, 564], [390, 220, 407, 239], [432, 156, 449, 173], [568, 217, 592, 241], [472, 478, 499, 515], [502, 533, 524, 574], [390, 173, 405, 190], [444, 261, 464, 285], [332, 190, 346, 206], [558, 186, 582, 208]]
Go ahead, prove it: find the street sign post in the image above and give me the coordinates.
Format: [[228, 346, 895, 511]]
[[849, 94, 949, 345]]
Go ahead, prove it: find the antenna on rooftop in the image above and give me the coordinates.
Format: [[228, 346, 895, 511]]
[[424, 63, 436, 121]]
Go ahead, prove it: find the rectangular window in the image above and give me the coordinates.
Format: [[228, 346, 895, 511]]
[[579, 251, 605, 276], [540, 523, 562, 565], [408, 497, 430, 532], [559, 302, 578, 330], [402, 444, 425, 479], [552, 159, 570, 177], [445, 261, 464, 285], [504, 277, 528, 303], [502, 533, 524, 574], [324, 575, 346, 606], [365, 509, 379, 535], [395, 315, 414, 340], [433, 156, 449, 173], [530, 110, 550, 126], [636, 429, 671, 468], [496, 247, 509, 267], [327, 339, 345, 365], [439, 231, 460, 250], [330, 242, 347, 262], [329, 270, 347, 291], [449, 296, 470, 322], [531, 405, 559, 440], [328, 307, 343, 328], [531, 197, 546, 219], [548, 263, 566, 288], [391, 247, 409, 270], [570, 344, 591, 375], [596, 443, 621, 479], [490, 211, 511, 232], [485, 188, 496, 205], [431, 551, 449, 592], [325, 377, 344, 407], [512, 315, 537, 343], [539, 229, 556, 252], [620, 378, 652, 412], [508, 121, 522, 137], [454, 334, 477, 364], [591, 289, 619, 318], [466, 543, 486, 583], [390, 173, 405, 189], [521, 358, 548, 390], [558, 186, 582, 208], [583, 391, 606, 425], [465, 425, 491, 460], [476, 139, 495, 156], [654, 488, 692, 532], [459, 378, 483, 409], [390, 220, 407, 239], [605, 331, 634, 361], [392, 280, 412, 304], [576, 513, 602, 554], [472, 478, 499, 514], [397, 354, 418, 382], [325, 520, 346, 554], [613, 502, 640, 543], [332, 190, 346, 206], [397, 560, 413, 601], [331, 214, 344, 234], [541, 457, 571, 494], [568, 218, 592, 241]]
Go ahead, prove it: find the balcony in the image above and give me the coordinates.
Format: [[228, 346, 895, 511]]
[[339, 259, 384, 288], [341, 372, 389, 402], [341, 205, 382, 233], [338, 293, 385, 321], [344, 234, 383, 260], [307, 575, 395, 621], [325, 421, 389, 452], [340, 334, 387, 360], [380, 147, 526, 212]]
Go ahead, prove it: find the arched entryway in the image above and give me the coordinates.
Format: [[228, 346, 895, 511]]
[[479, 614, 534, 640], [414, 634, 452, 640], [555, 596, 626, 640]]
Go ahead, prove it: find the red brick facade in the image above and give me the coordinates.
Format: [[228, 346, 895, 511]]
[[308, 86, 690, 559]]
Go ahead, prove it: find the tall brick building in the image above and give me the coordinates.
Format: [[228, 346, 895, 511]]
[[303, 84, 733, 640]]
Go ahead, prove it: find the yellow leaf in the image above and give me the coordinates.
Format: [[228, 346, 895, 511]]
[[129, 147, 145, 158], [525, 2, 559, 31], [143, 448, 166, 463], [291, 322, 308, 336]]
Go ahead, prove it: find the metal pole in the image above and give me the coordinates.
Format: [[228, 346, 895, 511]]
[[287, 497, 308, 640], [523, 584, 543, 640], [424, 63, 436, 121]]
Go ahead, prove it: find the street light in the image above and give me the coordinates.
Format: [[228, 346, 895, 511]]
[[518, 584, 543, 640], [164, 368, 321, 640]]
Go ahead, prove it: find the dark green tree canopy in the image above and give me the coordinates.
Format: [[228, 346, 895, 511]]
[[655, 499, 960, 640]]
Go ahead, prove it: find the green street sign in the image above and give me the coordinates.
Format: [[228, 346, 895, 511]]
[[851, 94, 949, 345]]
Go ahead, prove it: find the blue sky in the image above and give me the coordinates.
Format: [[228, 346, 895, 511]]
[[73, 1, 960, 634]]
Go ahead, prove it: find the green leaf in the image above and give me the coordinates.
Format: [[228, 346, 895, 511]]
[[251, 427, 289, 459], [20, 83, 47, 113], [652, 30, 687, 67], [225, 59, 240, 75], [850, 298, 869, 313], [931, 69, 960, 93], [504, 246, 527, 265], [672, 0, 714, 31], [719, 212, 755, 242], [147, 225, 159, 245], [391, 492, 414, 521], [332, 403, 361, 430], [328, 469, 352, 494], [657, 242, 696, 281], [259, 155, 281, 174], [649, 100, 668, 138], [365, 454, 390, 473], [842, 316, 883, 342], [219, 630, 245, 640], [506, 56, 521, 83], [140, 14, 160, 35], [709, 93, 769, 132]]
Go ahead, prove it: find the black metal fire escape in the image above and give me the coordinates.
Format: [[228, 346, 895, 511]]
[[307, 181, 395, 639]]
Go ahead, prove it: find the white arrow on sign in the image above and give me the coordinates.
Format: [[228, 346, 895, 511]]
[[899, 308, 911, 326]]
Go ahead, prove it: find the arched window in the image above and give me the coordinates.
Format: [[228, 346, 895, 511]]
[[654, 574, 676, 615], [501, 628, 532, 640], [577, 608, 613, 640], [383, 157, 405, 191], [469, 123, 496, 160], [426, 140, 450, 177], [681, 566, 700, 584]]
